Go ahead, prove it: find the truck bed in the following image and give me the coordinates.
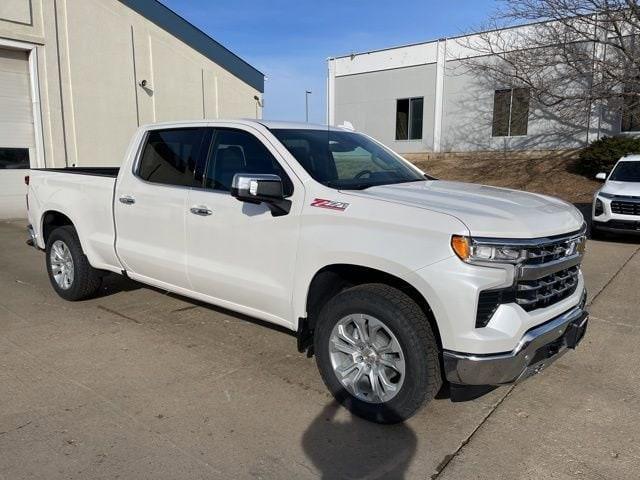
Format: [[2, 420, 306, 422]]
[[28, 167, 121, 272], [33, 167, 120, 177]]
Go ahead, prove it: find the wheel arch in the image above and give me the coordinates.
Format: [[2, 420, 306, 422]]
[[300, 264, 443, 353], [41, 210, 75, 245]]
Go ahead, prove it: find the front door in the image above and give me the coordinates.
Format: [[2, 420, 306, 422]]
[[114, 127, 211, 289], [186, 126, 303, 324]]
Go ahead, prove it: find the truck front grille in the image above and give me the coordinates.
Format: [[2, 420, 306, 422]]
[[611, 200, 640, 216], [515, 266, 580, 311], [475, 228, 585, 328], [524, 242, 580, 265]]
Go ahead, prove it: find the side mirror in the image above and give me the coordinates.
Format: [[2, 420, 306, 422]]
[[231, 173, 291, 216], [595, 172, 607, 181]]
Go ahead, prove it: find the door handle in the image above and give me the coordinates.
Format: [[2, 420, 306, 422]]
[[190, 205, 212, 216], [119, 195, 135, 205]]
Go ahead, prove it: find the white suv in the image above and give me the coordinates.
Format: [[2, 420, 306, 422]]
[[592, 155, 640, 236]]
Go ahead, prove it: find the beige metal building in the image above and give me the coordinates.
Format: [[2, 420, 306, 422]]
[[0, 0, 264, 219], [328, 24, 631, 156]]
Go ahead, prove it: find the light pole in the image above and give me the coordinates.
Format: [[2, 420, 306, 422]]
[[305, 90, 312, 122]]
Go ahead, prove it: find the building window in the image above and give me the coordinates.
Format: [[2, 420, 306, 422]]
[[622, 81, 640, 132], [492, 88, 530, 137], [396, 97, 424, 140], [0, 148, 30, 169]]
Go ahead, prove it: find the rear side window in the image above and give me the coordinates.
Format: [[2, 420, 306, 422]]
[[138, 128, 209, 187]]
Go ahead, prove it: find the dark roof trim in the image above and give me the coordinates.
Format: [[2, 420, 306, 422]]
[[329, 19, 549, 61], [119, 0, 264, 92]]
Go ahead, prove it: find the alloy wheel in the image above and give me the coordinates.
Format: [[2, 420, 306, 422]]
[[50, 240, 74, 290], [328, 313, 406, 404]]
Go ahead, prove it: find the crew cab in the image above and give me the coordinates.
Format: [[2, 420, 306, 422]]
[[26, 120, 589, 423], [592, 155, 640, 235]]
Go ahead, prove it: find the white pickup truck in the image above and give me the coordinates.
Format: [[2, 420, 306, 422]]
[[26, 120, 588, 423]]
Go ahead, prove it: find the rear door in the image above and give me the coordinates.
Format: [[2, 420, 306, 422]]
[[114, 127, 211, 289], [185, 126, 303, 323]]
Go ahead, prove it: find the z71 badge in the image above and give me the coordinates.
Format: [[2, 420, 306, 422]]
[[310, 198, 350, 211]]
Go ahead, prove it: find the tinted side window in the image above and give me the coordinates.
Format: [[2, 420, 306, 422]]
[[205, 129, 292, 195], [138, 128, 209, 187]]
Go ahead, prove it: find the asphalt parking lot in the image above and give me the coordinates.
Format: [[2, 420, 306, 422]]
[[1, 219, 639, 480]]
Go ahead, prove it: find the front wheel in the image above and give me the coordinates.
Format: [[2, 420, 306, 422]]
[[46, 225, 102, 301], [314, 284, 441, 424]]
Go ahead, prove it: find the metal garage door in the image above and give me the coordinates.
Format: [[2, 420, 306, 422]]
[[0, 47, 34, 219]]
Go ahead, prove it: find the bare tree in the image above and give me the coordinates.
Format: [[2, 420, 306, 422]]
[[459, 0, 640, 134]]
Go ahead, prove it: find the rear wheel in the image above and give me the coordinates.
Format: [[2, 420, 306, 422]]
[[46, 225, 102, 301], [314, 284, 441, 424]]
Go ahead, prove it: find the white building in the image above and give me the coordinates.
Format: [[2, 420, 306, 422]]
[[327, 23, 632, 156], [0, 0, 264, 219]]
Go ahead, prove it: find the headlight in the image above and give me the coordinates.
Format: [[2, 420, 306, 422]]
[[451, 234, 586, 265], [451, 236, 526, 264]]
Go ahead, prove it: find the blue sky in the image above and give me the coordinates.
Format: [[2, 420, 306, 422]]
[[161, 0, 497, 123]]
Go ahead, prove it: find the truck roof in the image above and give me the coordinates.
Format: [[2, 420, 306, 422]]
[[620, 154, 640, 162], [140, 119, 349, 132]]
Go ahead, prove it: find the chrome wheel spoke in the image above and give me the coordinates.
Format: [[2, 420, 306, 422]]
[[52, 243, 63, 259], [331, 337, 358, 356], [379, 357, 402, 373], [337, 324, 357, 346], [369, 367, 383, 402], [377, 336, 402, 355], [350, 365, 366, 397], [377, 368, 398, 396], [336, 361, 359, 379], [353, 314, 370, 343]]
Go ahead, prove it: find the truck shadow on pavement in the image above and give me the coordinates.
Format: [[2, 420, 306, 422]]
[[94, 273, 143, 298], [95, 272, 298, 337], [302, 401, 417, 480]]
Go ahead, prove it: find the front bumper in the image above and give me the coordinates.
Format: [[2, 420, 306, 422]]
[[443, 304, 588, 386], [593, 219, 640, 235]]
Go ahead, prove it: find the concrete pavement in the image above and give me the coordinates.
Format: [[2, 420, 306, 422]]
[[0, 220, 638, 479]]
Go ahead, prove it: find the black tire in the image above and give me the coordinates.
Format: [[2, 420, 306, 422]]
[[45, 225, 102, 301], [314, 283, 441, 424]]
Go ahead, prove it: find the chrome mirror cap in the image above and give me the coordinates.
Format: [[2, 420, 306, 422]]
[[231, 173, 291, 217]]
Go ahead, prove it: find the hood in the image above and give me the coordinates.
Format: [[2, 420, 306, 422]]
[[600, 181, 640, 197], [351, 181, 584, 238]]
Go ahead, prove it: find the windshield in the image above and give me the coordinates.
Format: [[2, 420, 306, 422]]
[[610, 161, 640, 182], [270, 129, 425, 190]]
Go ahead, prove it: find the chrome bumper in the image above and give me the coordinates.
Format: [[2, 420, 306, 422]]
[[443, 304, 589, 386]]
